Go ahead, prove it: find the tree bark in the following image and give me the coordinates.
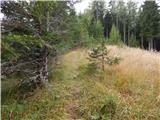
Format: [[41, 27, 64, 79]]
[[148, 38, 153, 51], [141, 36, 144, 49], [39, 57, 48, 87], [153, 39, 156, 50], [106, 25, 109, 39], [116, 16, 119, 29], [96, 7, 98, 23], [150, 38, 153, 51], [123, 22, 126, 44], [148, 40, 151, 50], [36, 46, 49, 88], [127, 26, 130, 45]]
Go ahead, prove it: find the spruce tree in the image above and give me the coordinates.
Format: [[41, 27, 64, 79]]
[[108, 24, 122, 45], [139, 1, 160, 50], [1, 1, 79, 88]]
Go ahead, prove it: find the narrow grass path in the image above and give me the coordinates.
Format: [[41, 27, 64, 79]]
[[61, 49, 89, 80], [59, 49, 89, 119], [44, 49, 90, 119]]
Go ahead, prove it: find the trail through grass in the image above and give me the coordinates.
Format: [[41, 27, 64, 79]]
[[2, 46, 160, 120]]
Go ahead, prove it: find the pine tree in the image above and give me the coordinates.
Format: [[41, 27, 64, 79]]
[[117, 0, 127, 44], [108, 24, 122, 45], [88, 40, 121, 72], [89, 0, 106, 38], [139, 1, 160, 50], [127, 0, 137, 43]]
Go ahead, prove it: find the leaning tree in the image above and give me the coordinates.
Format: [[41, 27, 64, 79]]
[[1, 1, 78, 88]]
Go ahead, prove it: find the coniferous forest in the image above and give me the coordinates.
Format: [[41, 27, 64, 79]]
[[1, 0, 160, 120]]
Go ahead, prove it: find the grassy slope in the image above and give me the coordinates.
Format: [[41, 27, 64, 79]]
[[2, 46, 160, 120]]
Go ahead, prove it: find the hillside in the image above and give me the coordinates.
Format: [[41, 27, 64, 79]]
[[2, 1, 160, 120], [2, 46, 160, 120]]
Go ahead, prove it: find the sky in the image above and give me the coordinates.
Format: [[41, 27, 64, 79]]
[[74, 0, 160, 13]]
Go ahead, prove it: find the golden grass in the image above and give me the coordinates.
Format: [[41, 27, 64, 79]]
[[107, 46, 160, 94]]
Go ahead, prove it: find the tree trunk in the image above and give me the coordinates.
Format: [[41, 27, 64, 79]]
[[141, 36, 144, 49], [153, 39, 156, 50], [36, 46, 49, 87], [106, 25, 109, 39], [150, 38, 153, 51], [127, 26, 130, 45], [46, 11, 49, 32], [41, 56, 48, 86], [123, 22, 126, 44], [46, 3, 49, 32], [148, 38, 153, 51], [148, 40, 151, 50], [116, 16, 119, 29], [96, 7, 98, 23]]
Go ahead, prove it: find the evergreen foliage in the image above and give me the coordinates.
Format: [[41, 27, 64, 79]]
[[93, 21, 104, 39], [108, 24, 122, 45], [128, 35, 140, 47], [139, 1, 160, 50], [88, 38, 121, 72], [89, 0, 106, 39], [1, 1, 82, 87]]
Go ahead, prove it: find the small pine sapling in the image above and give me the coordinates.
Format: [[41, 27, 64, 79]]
[[88, 39, 121, 72]]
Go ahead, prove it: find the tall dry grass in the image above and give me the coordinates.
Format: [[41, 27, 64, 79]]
[[107, 45, 160, 76], [107, 45, 160, 89], [105, 46, 160, 118]]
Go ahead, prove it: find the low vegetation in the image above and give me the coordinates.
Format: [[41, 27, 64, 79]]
[[2, 46, 160, 120]]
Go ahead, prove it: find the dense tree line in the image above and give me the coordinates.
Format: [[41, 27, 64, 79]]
[[83, 0, 160, 50], [139, 1, 160, 50], [1, 0, 160, 90]]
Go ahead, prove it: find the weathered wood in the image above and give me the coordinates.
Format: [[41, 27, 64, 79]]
[[2, 45, 55, 88]]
